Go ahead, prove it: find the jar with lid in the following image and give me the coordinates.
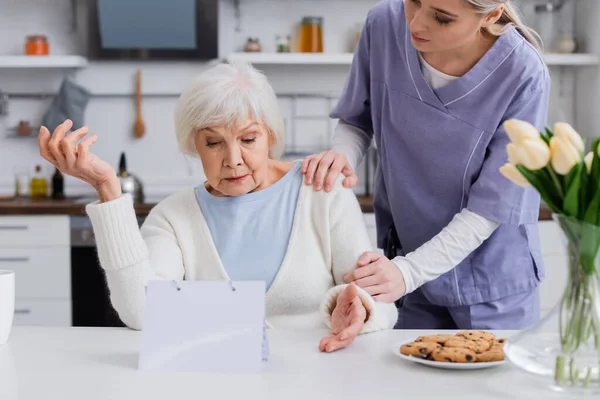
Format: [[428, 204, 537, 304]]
[[299, 17, 323, 53], [25, 35, 49, 56], [276, 35, 291, 53], [243, 37, 262, 53]]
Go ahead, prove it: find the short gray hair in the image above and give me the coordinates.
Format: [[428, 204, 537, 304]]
[[174, 61, 285, 159]]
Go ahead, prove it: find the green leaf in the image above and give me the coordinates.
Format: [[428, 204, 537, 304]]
[[584, 186, 600, 227], [541, 127, 554, 145], [579, 164, 589, 221], [564, 162, 583, 218], [517, 165, 562, 213], [589, 138, 600, 204], [565, 162, 580, 192]]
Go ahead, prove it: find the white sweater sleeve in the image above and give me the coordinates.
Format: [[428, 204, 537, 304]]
[[319, 180, 398, 333], [331, 120, 372, 172], [393, 209, 499, 295], [85, 194, 185, 330]]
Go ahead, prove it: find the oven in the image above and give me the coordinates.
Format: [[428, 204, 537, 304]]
[[70, 215, 145, 327]]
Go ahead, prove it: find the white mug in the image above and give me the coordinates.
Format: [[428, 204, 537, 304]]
[[0, 270, 15, 346]]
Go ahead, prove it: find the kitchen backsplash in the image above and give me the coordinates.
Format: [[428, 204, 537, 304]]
[[0, 0, 580, 198]]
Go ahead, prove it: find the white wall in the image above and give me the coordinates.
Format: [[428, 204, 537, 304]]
[[575, 0, 600, 143], [0, 0, 584, 198]]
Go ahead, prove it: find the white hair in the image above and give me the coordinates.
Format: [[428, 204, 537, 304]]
[[174, 61, 285, 159]]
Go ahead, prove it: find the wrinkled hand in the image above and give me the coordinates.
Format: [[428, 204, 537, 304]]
[[301, 150, 357, 192], [319, 283, 367, 353], [38, 119, 121, 202], [344, 252, 406, 303]]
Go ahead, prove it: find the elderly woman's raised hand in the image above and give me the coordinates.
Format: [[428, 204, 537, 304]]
[[38, 119, 122, 202], [319, 283, 366, 353]]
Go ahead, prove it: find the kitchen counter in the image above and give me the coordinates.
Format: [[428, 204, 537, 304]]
[[0, 326, 567, 400], [0, 196, 156, 216], [0, 195, 377, 216], [0, 195, 553, 219]]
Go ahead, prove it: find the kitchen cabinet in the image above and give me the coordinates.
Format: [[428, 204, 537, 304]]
[[0, 215, 71, 327], [0, 211, 568, 328]]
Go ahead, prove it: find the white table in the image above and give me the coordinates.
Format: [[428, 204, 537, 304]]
[[0, 327, 568, 400]]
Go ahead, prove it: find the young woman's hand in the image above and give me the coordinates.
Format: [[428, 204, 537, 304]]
[[302, 150, 358, 192]]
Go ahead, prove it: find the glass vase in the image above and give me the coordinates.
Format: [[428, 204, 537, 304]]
[[504, 214, 600, 394]]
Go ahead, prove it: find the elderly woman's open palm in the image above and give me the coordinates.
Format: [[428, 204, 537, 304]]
[[38, 119, 120, 200], [319, 283, 367, 353]]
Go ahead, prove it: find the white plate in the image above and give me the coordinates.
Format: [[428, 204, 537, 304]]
[[392, 341, 507, 370]]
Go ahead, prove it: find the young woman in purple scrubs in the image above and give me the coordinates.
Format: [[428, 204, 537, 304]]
[[303, 0, 550, 330]]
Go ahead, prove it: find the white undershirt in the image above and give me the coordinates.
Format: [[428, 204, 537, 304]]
[[418, 52, 460, 90], [330, 53, 499, 295]]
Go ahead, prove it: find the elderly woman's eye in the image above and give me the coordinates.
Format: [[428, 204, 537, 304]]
[[242, 138, 256, 144], [206, 141, 221, 148]]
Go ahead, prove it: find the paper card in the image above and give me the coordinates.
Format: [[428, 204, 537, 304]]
[[138, 280, 266, 373]]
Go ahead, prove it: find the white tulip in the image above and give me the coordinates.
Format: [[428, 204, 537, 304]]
[[503, 120, 540, 143], [499, 163, 531, 187], [554, 122, 585, 154], [585, 152, 594, 174], [506, 139, 550, 170], [506, 143, 521, 165], [550, 136, 582, 175]]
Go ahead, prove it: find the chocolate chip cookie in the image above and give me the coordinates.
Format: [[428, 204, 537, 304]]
[[444, 337, 492, 354], [431, 347, 476, 363], [415, 334, 455, 345], [400, 341, 441, 358], [457, 330, 496, 343]]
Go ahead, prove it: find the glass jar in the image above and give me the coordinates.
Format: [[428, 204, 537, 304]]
[[25, 35, 49, 56], [299, 17, 323, 53], [276, 35, 291, 53]]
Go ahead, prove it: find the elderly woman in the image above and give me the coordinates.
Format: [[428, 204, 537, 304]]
[[38, 62, 398, 352]]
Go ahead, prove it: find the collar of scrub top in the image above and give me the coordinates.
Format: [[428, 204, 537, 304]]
[[405, 25, 525, 113]]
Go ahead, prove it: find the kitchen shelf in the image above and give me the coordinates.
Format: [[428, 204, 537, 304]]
[[226, 52, 354, 65], [544, 53, 600, 66], [227, 52, 600, 67], [0, 55, 88, 69]]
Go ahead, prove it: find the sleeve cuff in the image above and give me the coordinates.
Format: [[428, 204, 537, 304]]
[[391, 257, 417, 295], [320, 284, 398, 334], [85, 194, 148, 270]]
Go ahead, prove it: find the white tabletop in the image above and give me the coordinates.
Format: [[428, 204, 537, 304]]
[[0, 327, 568, 400]]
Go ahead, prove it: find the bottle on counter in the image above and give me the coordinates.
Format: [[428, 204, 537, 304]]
[[51, 167, 65, 199], [29, 165, 48, 200]]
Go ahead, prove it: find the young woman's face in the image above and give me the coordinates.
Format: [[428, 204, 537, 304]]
[[405, 0, 501, 53]]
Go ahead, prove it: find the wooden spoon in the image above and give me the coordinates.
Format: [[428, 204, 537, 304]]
[[134, 70, 145, 138]]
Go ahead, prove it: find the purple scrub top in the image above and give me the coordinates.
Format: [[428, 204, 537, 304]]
[[331, 0, 550, 307]]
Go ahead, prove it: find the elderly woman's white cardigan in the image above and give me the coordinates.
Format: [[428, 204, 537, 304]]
[[85, 179, 398, 332]]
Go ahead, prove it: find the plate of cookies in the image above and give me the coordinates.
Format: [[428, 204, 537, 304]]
[[394, 331, 507, 370]]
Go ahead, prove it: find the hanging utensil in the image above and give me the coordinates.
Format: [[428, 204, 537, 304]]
[[134, 70, 145, 138]]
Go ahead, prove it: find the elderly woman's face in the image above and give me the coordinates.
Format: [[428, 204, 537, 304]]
[[195, 118, 273, 197]]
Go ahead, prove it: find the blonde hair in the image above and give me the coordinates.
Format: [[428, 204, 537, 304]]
[[465, 0, 543, 51], [174, 61, 285, 159]]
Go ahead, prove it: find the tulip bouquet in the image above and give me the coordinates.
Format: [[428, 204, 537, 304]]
[[500, 120, 600, 389]]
